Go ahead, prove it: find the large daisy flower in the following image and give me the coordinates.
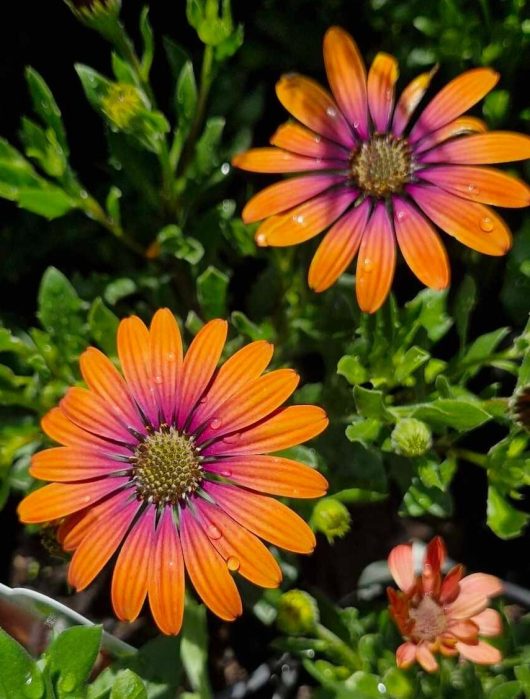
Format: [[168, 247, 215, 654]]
[[387, 537, 503, 672], [233, 27, 530, 313], [18, 310, 328, 635]]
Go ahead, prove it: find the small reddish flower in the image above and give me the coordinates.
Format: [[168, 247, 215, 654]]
[[233, 27, 530, 313], [18, 310, 328, 635], [387, 537, 503, 672]]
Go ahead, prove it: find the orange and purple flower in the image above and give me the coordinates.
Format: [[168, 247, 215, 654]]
[[233, 27, 530, 312], [387, 537, 503, 672], [18, 309, 328, 634]]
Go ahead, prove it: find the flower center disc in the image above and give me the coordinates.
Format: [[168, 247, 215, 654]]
[[351, 135, 412, 198], [133, 426, 202, 505], [409, 596, 447, 641]]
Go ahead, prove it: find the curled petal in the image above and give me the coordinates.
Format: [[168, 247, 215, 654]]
[[276, 73, 355, 147], [425, 536, 446, 576], [414, 116, 487, 153], [408, 184, 512, 256], [242, 175, 344, 223], [392, 66, 437, 136], [456, 640, 502, 665], [367, 52, 399, 133], [410, 68, 499, 141], [308, 199, 371, 292], [440, 564, 465, 604], [323, 26, 369, 138], [388, 543, 415, 592], [356, 202, 396, 313]]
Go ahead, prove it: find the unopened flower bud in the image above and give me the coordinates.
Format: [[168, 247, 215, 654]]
[[391, 418, 432, 457], [312, 498, 351, 543], [276, 589, 319, 636], [66, 0, 121, 19], [510, 386, 530, 432], [101, 83, 144, 130]]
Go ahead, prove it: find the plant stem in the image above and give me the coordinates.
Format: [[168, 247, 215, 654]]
[[449, 448, 487, 468], [81, 194, 145, 256], [315, 624, 360, 671]]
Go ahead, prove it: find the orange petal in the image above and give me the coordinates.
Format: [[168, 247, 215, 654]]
[[275, 74, 354, 147], [30, 447, 125, 482], [415, 116, 487, 153], [176, 319, 227, 428], [188, 340, 273, 434], [323, 26, 369, 139], [416, 643, 439, 672], [67, 497, 141, 590], [59, 492, 125, 551], [367, 52, 399, 132], [117, 316, 158, 426], [111, 506, 154, 621], [195, 499, 282, 588], [355, 202, 396, 313], [60, 387, 134, 444], [396, 641, 417, 669], [232, 147, 344, 173], [410, 68, 499, 141], [203, 405, 328, 457], [205, 455, 328, 499], [447, 619, 479, 643], [408, 184, 512, 256], [270, 122, 349, 160], [308, 199, 370, 292], [149, 308, 183, 425], [446, 573, 503, 619], [392, 66, 437, 136], [388, 543, 415, 592], [41, 407, 124, 453], [79, 347, 144, 433], [393, 197, 449, 290], [471, 608, 502, 637], [18, 477, 129, 524], [419, 165, 530, 208], [421, 131, 530, 165], [199, 369, 299, 441], [440, 564, 465, 604], [179, 506, 242, 621], [205, 482, 316, 554], [255, 188, 354, 247], [242, 175, 344, 224], [148, 507, 185, 635], [456, 640, 502, 665]]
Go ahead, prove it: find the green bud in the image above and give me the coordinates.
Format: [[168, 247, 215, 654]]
[[510, 386, 530, 432], [312, 498, 351, 543], [65, 0, 120, 18], [276, 589, 319, 636], [391, 418, 432, 457], [101, 83, 145, 129]]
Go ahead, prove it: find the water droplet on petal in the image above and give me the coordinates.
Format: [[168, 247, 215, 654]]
[[293, 214, 305, 225], [480, 216, 494, 232], [468, 183, 479, 195], [154, 375, 163, 385], [314, 134, 321, 143], [220, 469, 232, 478], [353, 120, 360, 129], [326, 106, 337, 118], [396, 209, 406, 221], [256, 232, 268, 246], [363, 258, 374, 272], [210, 418, 222, 430], [227, 556, 240, 571], [167, 352, 176, 362], [207, 525, 222, 540]]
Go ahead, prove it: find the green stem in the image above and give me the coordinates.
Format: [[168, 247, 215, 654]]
[[81, 194, 145, 256], [449, 448, 487, 468], [315, 624, 360, 671]]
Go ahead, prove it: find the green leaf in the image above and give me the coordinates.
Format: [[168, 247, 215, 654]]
[[181, 597, 212, 698], [483, 89, 510, 126], [38, 267, 86, 356], [88, 298, 119, 356], [337, 355, 367, 385], [139, 7, 155, 79], [454, 275, 477, 347], [382, 667, 415, 699], [459, 327, 509, 376], [400, 477, 453, 517], [176, 61, 198, 126], [20, 117, 67, 178], [412, 399, 491, 431], [488, 682, 523, 699], [17, 186, 75, 219], [197, 266, 229, 319], [25, 67, 69, 154], [46, 625, 102, 697], [487, 486, 530, 539], [344, 671, 385, 698], [230, 311, 272, 341], [156, 225, 204, 264], [104, 278, 137, 305], [192, 117, 225, 176], [353, 386, 392, 421], [345, 418, 381, 444], [0, 628, 45, 699], [163, 37, 189, 80], [110, 669, 148, 699], [394, 346, 429, 383], [514, 665, 530, 694]]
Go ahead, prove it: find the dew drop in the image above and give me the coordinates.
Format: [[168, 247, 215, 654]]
[[396, 209, 406, 221], [210, 418, 222, 430], [293, 214, 305, 225], [467, 183, 479, 195], [256, 232, 268, 246], [220, 469, 232, 478], [363, 258, 374, 272], [353, 120, 360, 129], [154, 375, 163, 384], [227, 556, 240, 571], [79, 189, 89, 200], [221, 162, 230, 175], [377, 682, 387, 695], [480, 216, 494, 232], [326, 106, 337, 118], [167, 352, 176, 362], [207, 525, 222, 540], [314, 135, 321, 143]]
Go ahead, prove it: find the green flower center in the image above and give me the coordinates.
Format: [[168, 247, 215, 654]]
[[132, 426, 203, 505], [351, 135, 412, 198], [409, 596, 446, 641]]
